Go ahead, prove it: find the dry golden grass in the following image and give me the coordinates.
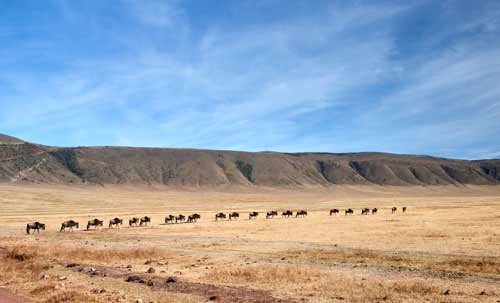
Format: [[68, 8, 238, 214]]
[[14, 243, 164, 263], [208, 264, 322, 284], [43, 291, 106, 303], [206, 264, 476, 303], [0, 184, 499, 302], [1, 246, 50, 282], [285, 248, 500, 276]]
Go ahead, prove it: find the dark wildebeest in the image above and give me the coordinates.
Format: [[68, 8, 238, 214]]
[[330, 209, 339, 216], [249, 212, 259, 220], [229, 212, 239, 220], [109, 217, 123, 228], [140, 216, 151, 226], [361, 208, 370, 215], [296, 210, 307, 217], [392, 207, 397, 214], [87, 218, 103, 230], [60, 220, 79, 232], [266, 211, 278, 219], [175, 214, 186, 223], [282, 210, 293, 218], [371, 208, 378, 215], [129, 217, 140, 227], [26, 222, 45, 234], [215, 212, 226, 221], [345, 208, 354, 216], [188, 213, 201, 223], [402, 207, 407, 213], [165, 215, 175, 224]]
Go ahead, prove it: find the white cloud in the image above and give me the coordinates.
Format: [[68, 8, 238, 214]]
[[0, 1, 408, 149], [128, 0, 181, 28], [1, 1, 499, 158]]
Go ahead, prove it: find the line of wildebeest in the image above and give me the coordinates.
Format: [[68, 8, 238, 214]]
[[25, 206, 407, 234]]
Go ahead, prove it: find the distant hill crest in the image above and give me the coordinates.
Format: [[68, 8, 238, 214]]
[[0, 134, 499, 186], [0, 134, 25, 145]]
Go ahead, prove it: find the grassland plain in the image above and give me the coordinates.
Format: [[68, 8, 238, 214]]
[[0, 184, 499, 302]]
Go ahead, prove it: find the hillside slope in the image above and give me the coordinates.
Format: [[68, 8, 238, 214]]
[[0, 134, 499, 186]]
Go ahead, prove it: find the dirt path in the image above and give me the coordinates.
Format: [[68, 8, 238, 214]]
[[0, 288, 30, 303], [65, 263, 295, 303]]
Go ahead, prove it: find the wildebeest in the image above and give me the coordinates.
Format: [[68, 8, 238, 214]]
[[345, 208, 354, 216], [26, 222, 45, 234], [87, 218, 103, 230], [129, 217, 140, 227], [215, 212, 226, 221], [165, 215, 175, 224], [330, 209, 339, 216], [361, 208, 370, 215], [266, 211, 278, 219], [282, 210, 293, 218], [176, 214, 186, 223], [188, 213, 201, 223], [140, 216, 151, 226], [60, 220, 79, 232], [229, 212, 239, 220], [402, 207, 407, 213], [296, 210, 307, 217], [109, 217, 123, 228], [249, 212, 259, 220], [392, 207, 397, 214], [371, 208, 378, 215]]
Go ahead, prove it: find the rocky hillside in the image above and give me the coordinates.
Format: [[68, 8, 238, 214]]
[[0, 134, 499, 186], [0, 134, 25, 145]]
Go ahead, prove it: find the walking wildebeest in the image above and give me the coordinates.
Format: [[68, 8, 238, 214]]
[[330, 209, 339, 216], [129, 217, 140, 227], [26, 222, 45, 234], [87, 218, 103, 230], [282, 210, 293, 218], [60, 220, 79, 232], [402, 207, 407, 213], [229, 212, 239, 220], [371, 208, 378, 215], [215, 212, 226, 221], [392, 207, 397, 214], [249, 212, 259, 220], [296, 210, 307, 217], [266, 211, 278, 219], [140, 216, 151, 226], [345, 208, 354, 216], [361, 208, 370, 215], [109, 217, 123, 228], [188, 213, 201, 223], [165, 215, 175, 224], [175, 214, 186, 223]]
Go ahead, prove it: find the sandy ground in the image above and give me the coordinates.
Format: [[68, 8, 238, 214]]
[[0, 184, 500, 302], [0, 287, 29, 303]]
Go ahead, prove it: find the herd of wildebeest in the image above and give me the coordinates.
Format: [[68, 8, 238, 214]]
[[25, 206, 407, 234]]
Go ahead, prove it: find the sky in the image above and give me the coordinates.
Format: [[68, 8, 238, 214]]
[[1, 0, 499, 159]]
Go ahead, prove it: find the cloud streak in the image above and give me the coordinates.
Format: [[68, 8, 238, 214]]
[[0, 0, 499, 159]]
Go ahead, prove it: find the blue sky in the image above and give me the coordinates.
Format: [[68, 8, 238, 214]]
[[1, 0, 499, 159]]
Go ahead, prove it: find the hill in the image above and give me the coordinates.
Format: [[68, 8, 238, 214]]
[[0, 134, 25, 145], [0, 134, 499, 186]]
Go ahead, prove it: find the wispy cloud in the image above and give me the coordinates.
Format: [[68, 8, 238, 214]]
[[0, 1, 499, 158], [128, 0, 182, 28]]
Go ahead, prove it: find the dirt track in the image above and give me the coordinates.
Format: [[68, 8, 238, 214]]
[[65, 263, 294, 303], [0, 288, 29, 303]]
